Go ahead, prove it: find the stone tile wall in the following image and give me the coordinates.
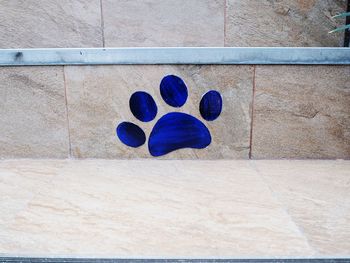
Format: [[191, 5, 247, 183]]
[[0, 0, 349, 159], [0, 67, 69, 158], [252, 66, 350, 159], [226, 0, 347, 46], [0, 0, 102, 48], [0, 0, 346, 48], [64, 65, 253, 159], [0, 65, 349, 159]]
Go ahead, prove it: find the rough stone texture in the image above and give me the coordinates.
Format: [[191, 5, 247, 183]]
[[64, 65, 253, 159], [254, 160, 350, 255], [252, 66, 350, 159], [226, 0, 347, 47], [0, 159, 316, 257], [103, 0, 225, 47], [0, 0, 102, 48], [0, 67, 69, 158]]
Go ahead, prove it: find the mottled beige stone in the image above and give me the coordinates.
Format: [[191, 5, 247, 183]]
[[0, 159, 315, 257], [0, 160, 66, 225], [252, 66, 350, 159], [0, 67, 69, 158], [0, 0, 102, 48], [226, 0, 346, 47], [103, 0, 225, 47], [254, 160, 350, 255], [64, 65, 253, 159]]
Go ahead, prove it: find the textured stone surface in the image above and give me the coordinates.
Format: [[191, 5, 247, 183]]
[[0, 159, 315, 257], [0, 0, 346, 48], [103, 0, 225, 46], [252, 66, 350, 159], [226, 0, 347, 46], [0, 0, 102, 48], [0, 67, 69, 158], [0, 160, 66, 225], [254, 160, 350, 254], [64, 65, 253, 159]]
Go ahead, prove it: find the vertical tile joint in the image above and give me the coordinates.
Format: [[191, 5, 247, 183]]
[[100, 0, 105, 47], [63, 66, 72, 158], [249, 65, 256, 159], [224, 0, 227, 47]]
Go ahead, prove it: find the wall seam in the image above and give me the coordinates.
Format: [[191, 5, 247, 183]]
[[224, 0, 227, 47], [249, 65, 256, 159], [63, 66, 72, 158], [100, 0, 105, 47]]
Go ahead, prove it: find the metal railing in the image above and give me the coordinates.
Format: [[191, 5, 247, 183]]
[[0, 47, 349, 66]]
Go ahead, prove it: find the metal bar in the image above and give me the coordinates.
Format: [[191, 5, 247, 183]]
[[0, 258, 349, 263], [0, 47, 349, 66]]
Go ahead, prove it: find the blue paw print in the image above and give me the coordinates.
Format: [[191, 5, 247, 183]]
[[116, 75, 222, 157]]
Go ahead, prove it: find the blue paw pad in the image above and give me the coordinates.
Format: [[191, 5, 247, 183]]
[[149, 112, 211, 157], [200, 90, 223, 121], [117, 75, 222, 156], [129, 91, 157, 122], [160, 75, 188, 107], [116, 122, 145, 148]]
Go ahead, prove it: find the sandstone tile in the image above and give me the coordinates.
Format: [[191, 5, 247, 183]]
[[0, 67, 69, 158], [0, 160, 66, 225], [0, 160, 314, 257], [0, 0, 102, 48], [103, 0, 224, 47], [64, 65, 253, 159], [252, 66, 350, 159], [226, 0, 346, 46], [253, 160, 350, 255]]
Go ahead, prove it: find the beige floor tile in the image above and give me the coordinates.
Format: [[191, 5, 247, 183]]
[[0, 160, 313, 257], [103, 0, 224, 47], [0, 160, 66, 226], [253, 160, 350, 256]]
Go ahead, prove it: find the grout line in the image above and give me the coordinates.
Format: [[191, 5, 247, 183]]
[[248, 65, 256, 159], [224, 0, 227, 47], [100, 0, 105, 48], [62, 66, 72, 158]]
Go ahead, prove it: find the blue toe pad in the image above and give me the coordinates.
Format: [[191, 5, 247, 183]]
[[129, 91, 157, 122], [200, 90, 222, 121], [160, 75, 188, 107], [117, 122, 146, 148]]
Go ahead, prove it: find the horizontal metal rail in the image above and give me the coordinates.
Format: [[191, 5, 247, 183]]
[[0, 47, 349, 66], [0, 258, 349, 263]]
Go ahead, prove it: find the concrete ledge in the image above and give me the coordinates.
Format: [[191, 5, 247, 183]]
[[0, 48, 350, 66]]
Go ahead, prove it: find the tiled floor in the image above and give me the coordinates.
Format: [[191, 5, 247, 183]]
[[0, 159, 349, 257]]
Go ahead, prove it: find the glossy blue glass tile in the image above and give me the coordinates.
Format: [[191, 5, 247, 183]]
[[148, 112, 211, 157], [199, 90, 222, 121], [117, 122, 146, 148], [129, 91, 157, 122], [160, 75, 188, 107]]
